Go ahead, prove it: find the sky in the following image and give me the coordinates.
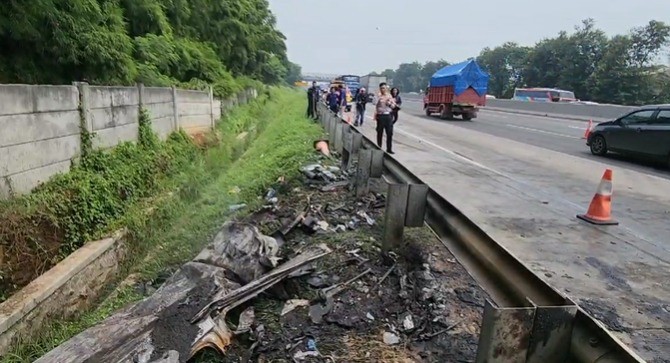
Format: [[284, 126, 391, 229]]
[[267, 0, 670, 76]]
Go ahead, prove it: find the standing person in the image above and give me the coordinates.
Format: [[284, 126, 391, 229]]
[[390, 87, 402, 124], [327, 87, 340, 114], [354, 88, 367, 126], [375, 82, 397, 154], [306, 81, 319, 119], [337, 84, 348, 118]]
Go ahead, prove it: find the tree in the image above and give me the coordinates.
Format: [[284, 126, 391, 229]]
[[284, 62, 302, 85], [377, 18, 670, 105], [477, 43, 529, 98], [392, 62, 423, 92], [0, 0, 296, 91]]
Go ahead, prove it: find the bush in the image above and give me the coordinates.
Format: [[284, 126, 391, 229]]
[[0, 110, 200, 300]]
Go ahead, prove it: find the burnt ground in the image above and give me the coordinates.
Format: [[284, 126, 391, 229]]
[[190, 156, 489, 363]]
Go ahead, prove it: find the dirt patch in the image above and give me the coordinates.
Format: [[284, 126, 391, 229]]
[[0, 211, 64, 299], [193, 156, 488, 362], [150, 281, 218, 360]]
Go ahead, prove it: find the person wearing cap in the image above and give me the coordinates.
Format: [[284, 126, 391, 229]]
[[375, 82, 397, 154], [354, 88, 367, 126]]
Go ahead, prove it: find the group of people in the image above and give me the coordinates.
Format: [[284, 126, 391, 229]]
[[306, 81, 402, 154]]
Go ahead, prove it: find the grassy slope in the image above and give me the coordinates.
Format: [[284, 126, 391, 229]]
[[2, 88, 323, 362]]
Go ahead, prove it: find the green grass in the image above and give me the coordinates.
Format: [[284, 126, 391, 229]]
[[2, 87, 324, 362]]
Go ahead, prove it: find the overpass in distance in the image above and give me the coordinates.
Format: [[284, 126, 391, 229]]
[[367, 94, 670, 362], [301, 72, 340, 82]]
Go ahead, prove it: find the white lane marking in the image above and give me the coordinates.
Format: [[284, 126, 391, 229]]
[[504, 124, 580, 139]]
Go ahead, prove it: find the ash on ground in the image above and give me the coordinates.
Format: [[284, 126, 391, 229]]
[[193, 155, 488, 362]]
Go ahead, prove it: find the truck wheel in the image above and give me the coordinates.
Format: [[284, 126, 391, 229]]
[[439, 106, 452, 120], [425, 107, 431, 117], [462, 113, 472, 121]]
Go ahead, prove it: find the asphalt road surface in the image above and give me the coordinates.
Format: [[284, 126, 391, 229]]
[[401, 96, 670, 180], [347, 102, 670, 362]]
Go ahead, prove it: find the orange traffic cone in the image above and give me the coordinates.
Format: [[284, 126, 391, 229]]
[[582, 119, 593, 139], [577, 169, 618, 225]]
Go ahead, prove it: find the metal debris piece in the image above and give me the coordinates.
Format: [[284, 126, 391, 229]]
[[191, 243, 332, 323], [357, 211, 376, 226], [148, 350, 180, 363], [383, 332, 400, 345], [193, 222, 282, 285], [190, 314, 233, 357], [321, 180, 349, 192], [293, 350, 320, 360], [281, 299, 310, 316], [229, 204, 247, 212], [235, 307, 255, 335], [403, 314, 415, 331]]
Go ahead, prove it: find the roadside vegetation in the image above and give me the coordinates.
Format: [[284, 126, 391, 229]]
[[2, 89, 323, 362], [377, 19, 670, 105], [0, 0, 302, 97], [0, 0, 306, 302]]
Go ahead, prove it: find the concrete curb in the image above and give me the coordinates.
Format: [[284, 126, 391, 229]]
[[0, 230, 127, 354]]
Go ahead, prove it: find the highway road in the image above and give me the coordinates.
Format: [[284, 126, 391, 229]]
[[348, 102, 670, 362], [401, 96, 670, 180]]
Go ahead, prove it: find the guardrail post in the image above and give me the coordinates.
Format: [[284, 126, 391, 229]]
[[405, 184, 429, 227], [382, 183, 429, 251], [526, 305, 578, 362], [383, 184, 409, 251], [328, 114, 337, 145], [476, 300, 535, 363], [352, 133, 363, 154], [342, 126, 355, 170], [334, 120, 344, 153], [355, 150, 373, 198], [476, 300, 579, 363], [370, 149, 384, 178]]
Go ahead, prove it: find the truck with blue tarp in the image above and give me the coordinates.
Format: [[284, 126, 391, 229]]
[[423, 59, 489, 120]]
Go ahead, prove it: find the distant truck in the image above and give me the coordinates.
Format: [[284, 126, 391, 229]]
[[423, 59, 489, 120], [360, 74, 387, 102]]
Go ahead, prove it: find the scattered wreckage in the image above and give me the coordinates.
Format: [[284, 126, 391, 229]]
[[37, 155, 485, 363]]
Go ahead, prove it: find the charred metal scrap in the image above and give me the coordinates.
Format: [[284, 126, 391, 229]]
[[36, 221, 331, 363]]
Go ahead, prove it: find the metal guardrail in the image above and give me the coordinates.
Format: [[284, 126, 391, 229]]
[[314, 103, 645, 362]]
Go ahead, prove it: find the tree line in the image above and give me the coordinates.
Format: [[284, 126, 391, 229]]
[[371, 19, 670, 105], [0, 0, 302, 97]]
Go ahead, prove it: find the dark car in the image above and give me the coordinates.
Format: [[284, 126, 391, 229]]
[[586, 104, 670, 168]]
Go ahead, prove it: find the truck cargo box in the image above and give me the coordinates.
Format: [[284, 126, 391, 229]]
[[424, 59, 489, 120], [430, 59, 489, 98]]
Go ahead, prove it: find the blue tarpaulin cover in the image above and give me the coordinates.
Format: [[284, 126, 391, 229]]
[[429, 59, 489, 96]]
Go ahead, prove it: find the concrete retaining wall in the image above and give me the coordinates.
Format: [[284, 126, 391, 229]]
[[0, 231, 127, 355], [0, 84, 258, 199], [0, 85, 81, 198]]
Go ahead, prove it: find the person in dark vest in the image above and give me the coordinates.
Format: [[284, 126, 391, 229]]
[[327, 86, 340, 114], [354, 88, 367, 126], [306, 81, 319, 119], [375, 82, 397, 154], [390, 87, 402, 124]]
